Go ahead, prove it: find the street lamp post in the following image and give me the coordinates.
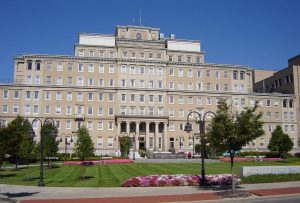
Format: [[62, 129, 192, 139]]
[[132, 132, 136, 160], [184, 111, 216, 187], [59, 133, 73, 162], [28, 118, 58, 187]]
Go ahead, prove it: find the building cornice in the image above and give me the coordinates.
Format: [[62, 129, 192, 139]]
[[14, 54, 250, 69]]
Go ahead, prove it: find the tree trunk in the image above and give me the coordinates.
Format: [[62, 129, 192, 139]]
[[230, 151, 236, 192]]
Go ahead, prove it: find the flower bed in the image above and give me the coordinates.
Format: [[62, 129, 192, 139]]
[[122, 174, 240, 187], [64, 159, 133, 165], [219, 157, 283, 162]]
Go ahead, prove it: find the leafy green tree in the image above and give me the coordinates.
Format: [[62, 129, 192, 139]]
[[268, 125, 293, 158], [0, 125, 18, 168], [40, 123, 59, 168], [120, 136, 131, 158], [208, 99, 264, 192], [195, 144, 201, 154], [74, 126, 94, 179], [9, 115, 32, 168]]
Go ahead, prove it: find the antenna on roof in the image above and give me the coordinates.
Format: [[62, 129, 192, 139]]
[[139, 9, 142, 26]]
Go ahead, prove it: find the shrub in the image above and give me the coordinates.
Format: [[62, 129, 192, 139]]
[[294, 152, 300, 158]]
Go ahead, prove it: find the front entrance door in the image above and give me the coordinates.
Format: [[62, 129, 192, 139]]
[[139, 137, 145, 151]]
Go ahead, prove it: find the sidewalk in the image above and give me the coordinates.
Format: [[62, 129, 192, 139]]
[[0, 181, 300, 202]]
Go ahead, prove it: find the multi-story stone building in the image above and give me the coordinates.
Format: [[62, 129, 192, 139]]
[[0, 25, 298, 156]]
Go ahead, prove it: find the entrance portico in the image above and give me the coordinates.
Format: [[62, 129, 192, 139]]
[[115, 115, 169, 154]]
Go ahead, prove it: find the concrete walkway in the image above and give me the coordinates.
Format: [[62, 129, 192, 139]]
[[0, 181, 300, 202]]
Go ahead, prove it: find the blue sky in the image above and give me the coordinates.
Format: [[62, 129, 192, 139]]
[[0, 0, 300, 80]]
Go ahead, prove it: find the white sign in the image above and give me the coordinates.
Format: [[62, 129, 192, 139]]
[[239, 166, 300, 177]]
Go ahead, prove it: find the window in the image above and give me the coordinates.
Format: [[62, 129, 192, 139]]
[[26, 76, 32, 84], [108, 137, 113, 147], [178, 55, 182, 62], [66, 106, 72, 115], [289, 99, 293, 108], [178, 96, 183, 104], [224, 71, 229, 79], [55, 106, 61, 114], [109, 65, 114, 73], [66, 121, 71, 129], [33, 105, 39, 114], [169, 96, 174, 104], [87, 121, 93, 130], [99, 50, 104, 58], [224, 84, 229, 92], [89, 51, 94, 57], [207, 97, 212, 105], [130, 66, 136, 74], [97, 122, 103, 130], [13, 91, 19, 99], [57, 63, 63, 71], [178, 82, 183, 90], [56, 92, 62, 100], [206, 83, 211, 91], [45, 92, 51, 100], [98, 107, 103, 116], [130, 79, 135, 87], [197, 96, 202, 105], [197, 70, 202, 78], [158, 95, 163, 103], [188, 69, 193, 77], [169, 122, 174, 131], [291, 125, 295, 133], [169, 81, 174, 89], [46, 76, 51, 84], [35, 76, 40, 84], [187, 56, 192, 63], [122, 52, 127, 58], [27, 60, 32, 70], [88, 93, 93, 101], [139, 107, 145, 115], [98, 93, 103, 101], [88, 78, 93, 86], [130, 94, 135, 102], [284, 125, 288, 132], [149, 80, 154, 88], [157, 53, 162, 60], [158, 80, 163, 89], [215, 84, 220, 91], [2, 104, 8, 113], [108, 121, 114, 130], [149, 67, 154, 75], [275, 112, 279, 120], [149, 53, 153, 59], [215, 71, 220, 79], [108, 107, 114, 116], [196, 57, 201, 63], [13, 104, 19, 113], [67, 92, 72, 101], [109, 79, 114, 87], [140, 94, 144, 102], [77, 77, 83, 86], [44, 106, 49, 114], [268, 124, 272, 132], [36, 60, 41, 70], [140, 80, 145, 88], [25, 91, 31, 99], [97, 136, 103, 146], [3, 90, 8, 99], [188, 96, 193, 104], [178, 69, 184, 77], [240, 71, 245, 80], [99, 65, 104, 73], [131, 52, 136, 58], [149, 95, 154, 103], [56, 77, 62, 85], [88, 64, 94, 72], [121, 65, 126, 73], [108, 93, 114, 102], [206, 70, 211, 78], [98, 79, 104, 87], [79, 50, 84, 56], [67, 63, 73, 72], [140, 52, 144, 59], [34, 91, 39, 100], [188, 83, 193, 90], [139, 66, 145, 74], [266, 100, 271, 107], [77, 92, 83, 101], [87, 106, 95, 117], [233, 71, 238, 80], [283, 99, 287, 108], [157, 67, 163, 76], [169, 68, 174, 76]]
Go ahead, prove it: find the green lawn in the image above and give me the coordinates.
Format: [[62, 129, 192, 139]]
[[0, 159, 300, 187]]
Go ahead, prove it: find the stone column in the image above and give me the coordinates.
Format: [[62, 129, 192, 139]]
[[164, 122, 168, 152], [146, 121, 150, 150], [126, 121, 130, 135], [155, 122, 159, 151], [136, 122, 140, 150]]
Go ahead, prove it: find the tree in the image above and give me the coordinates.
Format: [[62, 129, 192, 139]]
[[0, 125, 17, 168], [120, 136, 131, 158], [74, 126, 94, 179], [268, 125, 293, 158], [207, 99, 264, 192], [9, 115, 32, 169], [40, 123, 59, 168]]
